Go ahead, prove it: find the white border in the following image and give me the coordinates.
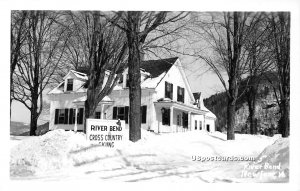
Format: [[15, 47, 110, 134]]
[[1, 0, 299, 191]]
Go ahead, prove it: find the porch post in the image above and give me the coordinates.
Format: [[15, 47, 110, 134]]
[[100, 104, 104, 119], [74, 108, 78, 132], [188, 111, 191, 131], [170, 106, 174, 132]]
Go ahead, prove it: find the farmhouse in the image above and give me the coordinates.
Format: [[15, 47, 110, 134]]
[[47, 57, 216, 133]]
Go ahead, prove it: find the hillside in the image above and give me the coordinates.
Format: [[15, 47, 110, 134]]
[[204, 74, 279, 135], [10, 121, 30, 136], [10, 121, 49, 136]]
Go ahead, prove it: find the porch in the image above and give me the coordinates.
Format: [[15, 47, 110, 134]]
[[72, 95, 114, 131], [154, 100, 207, 133]]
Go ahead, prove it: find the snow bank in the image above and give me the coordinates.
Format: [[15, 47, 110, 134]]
[[10, 129, 156, 177], [10, 130, 85, 176], [250, 138, 289, 182], [10, 129, 285, 182]]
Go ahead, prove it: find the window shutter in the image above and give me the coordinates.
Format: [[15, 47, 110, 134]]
[[165, 81, 168, 98], [177, 87, 179, 102], [125, 106, 129, 124], [64, 109, 69, 124], [113, 107, 117, 119], [69, 109, 73, 124], [54, 109, 59, 124], [182, 112, 188, 128], [170, 83, 173, 100], [185, 113, 188, 128], [142, 106, 147, 124], [167, 109, 170, 125], [182, 88, 185, 103], [78, 108, 84, 124], [73, 109, 76, 124]]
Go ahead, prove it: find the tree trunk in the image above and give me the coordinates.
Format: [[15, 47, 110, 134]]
[[247, 85, 257, 135], [84, 87, 97, 133], [29, 98, 38, 136], [248, 99, 257, 135], [227, 97, 236, 140], [126, 12, 142, 142], [279, 98, 289, 137]]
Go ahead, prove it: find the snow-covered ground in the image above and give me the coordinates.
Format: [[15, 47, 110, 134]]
[[10, 129, 289, 182]]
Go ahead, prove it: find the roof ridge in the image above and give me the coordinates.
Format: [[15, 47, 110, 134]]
[[71, 70, 88, 76], [142, 57, 179, 63]]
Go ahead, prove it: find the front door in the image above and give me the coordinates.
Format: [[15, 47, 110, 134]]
[[206, 124, 210, 132]]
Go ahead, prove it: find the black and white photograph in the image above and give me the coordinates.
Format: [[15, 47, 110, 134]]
[[1, 0, 300, 190]]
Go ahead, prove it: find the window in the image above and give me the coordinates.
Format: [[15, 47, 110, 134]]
[[119, 74, 123, 84], [95, 112, 101, 119], [165, 81, 173, 100], [177, 86, 185, 103], [58, 109, 65, 124], [113, 106, 146, 124], [126, 74, 129, 88], [55, 108, 83, 125], [113, 106, 129, 124], [67, 79, 73, 91], [118, 107, 125, 120], [200, 121, 202, 130], [177, 114, 181, 126], [141, 105, 147, 124], [195, 120, 197, 130], [162, 108, 170, 126]]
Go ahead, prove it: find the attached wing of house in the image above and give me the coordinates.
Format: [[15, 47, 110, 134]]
[[47, 57, 216, 133]]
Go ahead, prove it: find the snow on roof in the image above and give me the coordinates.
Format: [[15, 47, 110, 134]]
[[73, 95, 112, 103], [70, 70, 88, 80], [141, 72, 166, 89], [48, 81, 64, 94]]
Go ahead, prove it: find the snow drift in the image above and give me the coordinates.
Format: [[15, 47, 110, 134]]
[[10, 129, 154, 177], [10, 129, 287, 182], [251, 138, 289, 182]]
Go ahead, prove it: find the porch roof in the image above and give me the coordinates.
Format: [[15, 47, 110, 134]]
[[73, 95, 113, 105], [154, 100, 208, 115]]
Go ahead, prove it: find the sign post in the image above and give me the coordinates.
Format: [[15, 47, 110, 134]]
[[86, 119, 125, 148]]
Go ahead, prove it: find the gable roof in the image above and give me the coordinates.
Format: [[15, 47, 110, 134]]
[[140, 57, 178, 78], [63, 70, 88, 81]]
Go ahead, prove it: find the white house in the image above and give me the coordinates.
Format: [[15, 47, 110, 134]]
[[47, 57, 216, 133]]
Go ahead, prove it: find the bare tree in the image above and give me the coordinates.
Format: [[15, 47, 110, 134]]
[[242, 13, 275, 135], [65, 11, 128, 133], [12, 11, 69, 135], [267, 12, 290, 137], [10, 11, 28, 116], [190, 12, 264, 140], [108, 11, 189, 142]]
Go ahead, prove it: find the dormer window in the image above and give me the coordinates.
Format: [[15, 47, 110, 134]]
[[126, 74, 129, 88], [67, 79, 73, 91], [119, 74, 123, 84]]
